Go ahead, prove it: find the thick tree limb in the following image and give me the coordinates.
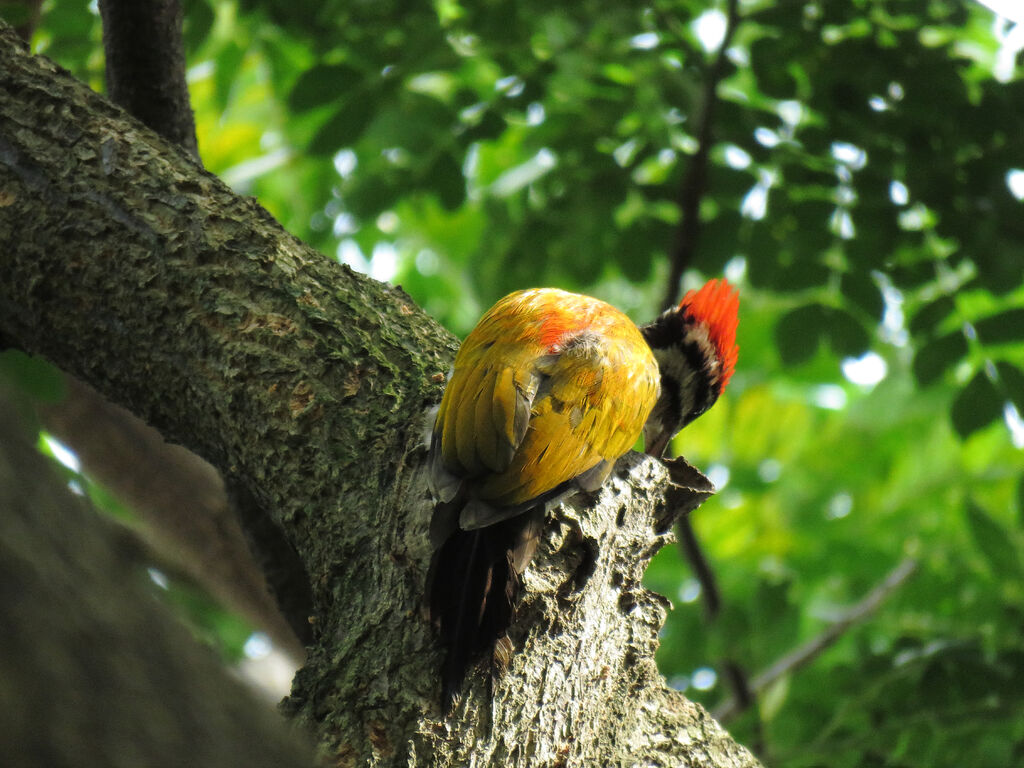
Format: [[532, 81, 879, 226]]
[[0, 26, 758, 767]]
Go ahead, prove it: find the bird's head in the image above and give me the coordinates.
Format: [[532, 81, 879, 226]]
[[640, 279, 739, 457]]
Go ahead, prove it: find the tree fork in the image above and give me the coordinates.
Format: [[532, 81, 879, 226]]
[[0, 25, 758, 767]]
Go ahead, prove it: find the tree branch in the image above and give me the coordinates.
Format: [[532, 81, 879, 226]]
[[658, 0, 745, 720], [0, 26, 758, 766], [97, 0, 200, 159], [713, 558, 919, 722], [661, 0, 741, 312]]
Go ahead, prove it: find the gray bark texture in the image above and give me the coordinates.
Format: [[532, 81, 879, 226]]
[[0, 24, 760, 768]]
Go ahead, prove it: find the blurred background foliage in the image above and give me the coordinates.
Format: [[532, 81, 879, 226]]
[[4, 0, 1024, 764]]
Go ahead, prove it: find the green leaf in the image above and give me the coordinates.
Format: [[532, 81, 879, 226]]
[[462, 108, 506, 142], [426, 151, 466, 211], [309, 94, 375, 155], [775, 304, 828, 365], [974, 308, 1024, 345], [909, 296, 955, 337], [912, 331, 967, 387], [966, 502, 1022, 579], [288, 64, 361, 112], [0, 350, 65, 403], [825, 307, 870, 358], [995, 362, 1024, 412], [0, 3, 31, 26], [759, 674, 791, 722], [213, 41, 246, 111], [771, 303, 868, 365], [840, 272, 884, 320], [181, 0, 215, 54], [1017, 474, 1024, 529], [951, 371, 1003, 438]]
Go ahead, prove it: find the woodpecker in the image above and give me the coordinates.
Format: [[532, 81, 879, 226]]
[[427, 281, 739, 710], [640, 279, 739, 457]]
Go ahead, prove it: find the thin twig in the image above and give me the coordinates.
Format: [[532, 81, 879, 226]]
[[661, 0, 741, 312], [658, 0, 742, 708], [662, 0, 742, 631], [677, 512, 722, 618], [712, 557, 919, 722]]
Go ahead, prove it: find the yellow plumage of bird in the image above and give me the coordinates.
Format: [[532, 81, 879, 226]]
[[428, 281, 739, 710]]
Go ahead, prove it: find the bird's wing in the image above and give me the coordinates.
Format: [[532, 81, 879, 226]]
[[472, 328, 659, 511], [433, 339, 542, 479], [430, 290, 659, 527]]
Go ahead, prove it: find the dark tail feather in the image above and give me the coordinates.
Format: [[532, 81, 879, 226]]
[[429, 507, 544, 712]]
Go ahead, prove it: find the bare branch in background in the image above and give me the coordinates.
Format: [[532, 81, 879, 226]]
[[41, 379, 308, 659], [713, 558, 919, 722], [658, 0, 743, 714]]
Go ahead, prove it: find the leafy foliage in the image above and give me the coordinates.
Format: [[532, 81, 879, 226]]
[[7, 0, 1024, 764]]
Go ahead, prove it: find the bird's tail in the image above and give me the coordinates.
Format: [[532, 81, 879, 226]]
[[428, 506, 543, 712]]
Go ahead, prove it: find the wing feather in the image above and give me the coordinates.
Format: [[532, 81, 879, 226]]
[[431, 288, 659, 514], [473, 367, 502, 472], [478, 326, 659, 506], [454, 362, 489, 473]]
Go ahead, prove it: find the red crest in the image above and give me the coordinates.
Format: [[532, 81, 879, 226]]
[[679, 279, 740, 391]]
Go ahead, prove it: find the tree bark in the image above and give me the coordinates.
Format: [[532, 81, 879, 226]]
[[0, 387, 314, 767], [98, 0, 200, 159], [36, 0, 305, 658], [0, 25, 759, 768]]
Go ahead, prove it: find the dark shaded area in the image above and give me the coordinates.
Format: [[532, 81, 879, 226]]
[[0, 388, 313, 768], [229, 479, 315, 646]]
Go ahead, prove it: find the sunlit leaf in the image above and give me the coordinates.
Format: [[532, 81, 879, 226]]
[[213, 40, 246, 111]]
